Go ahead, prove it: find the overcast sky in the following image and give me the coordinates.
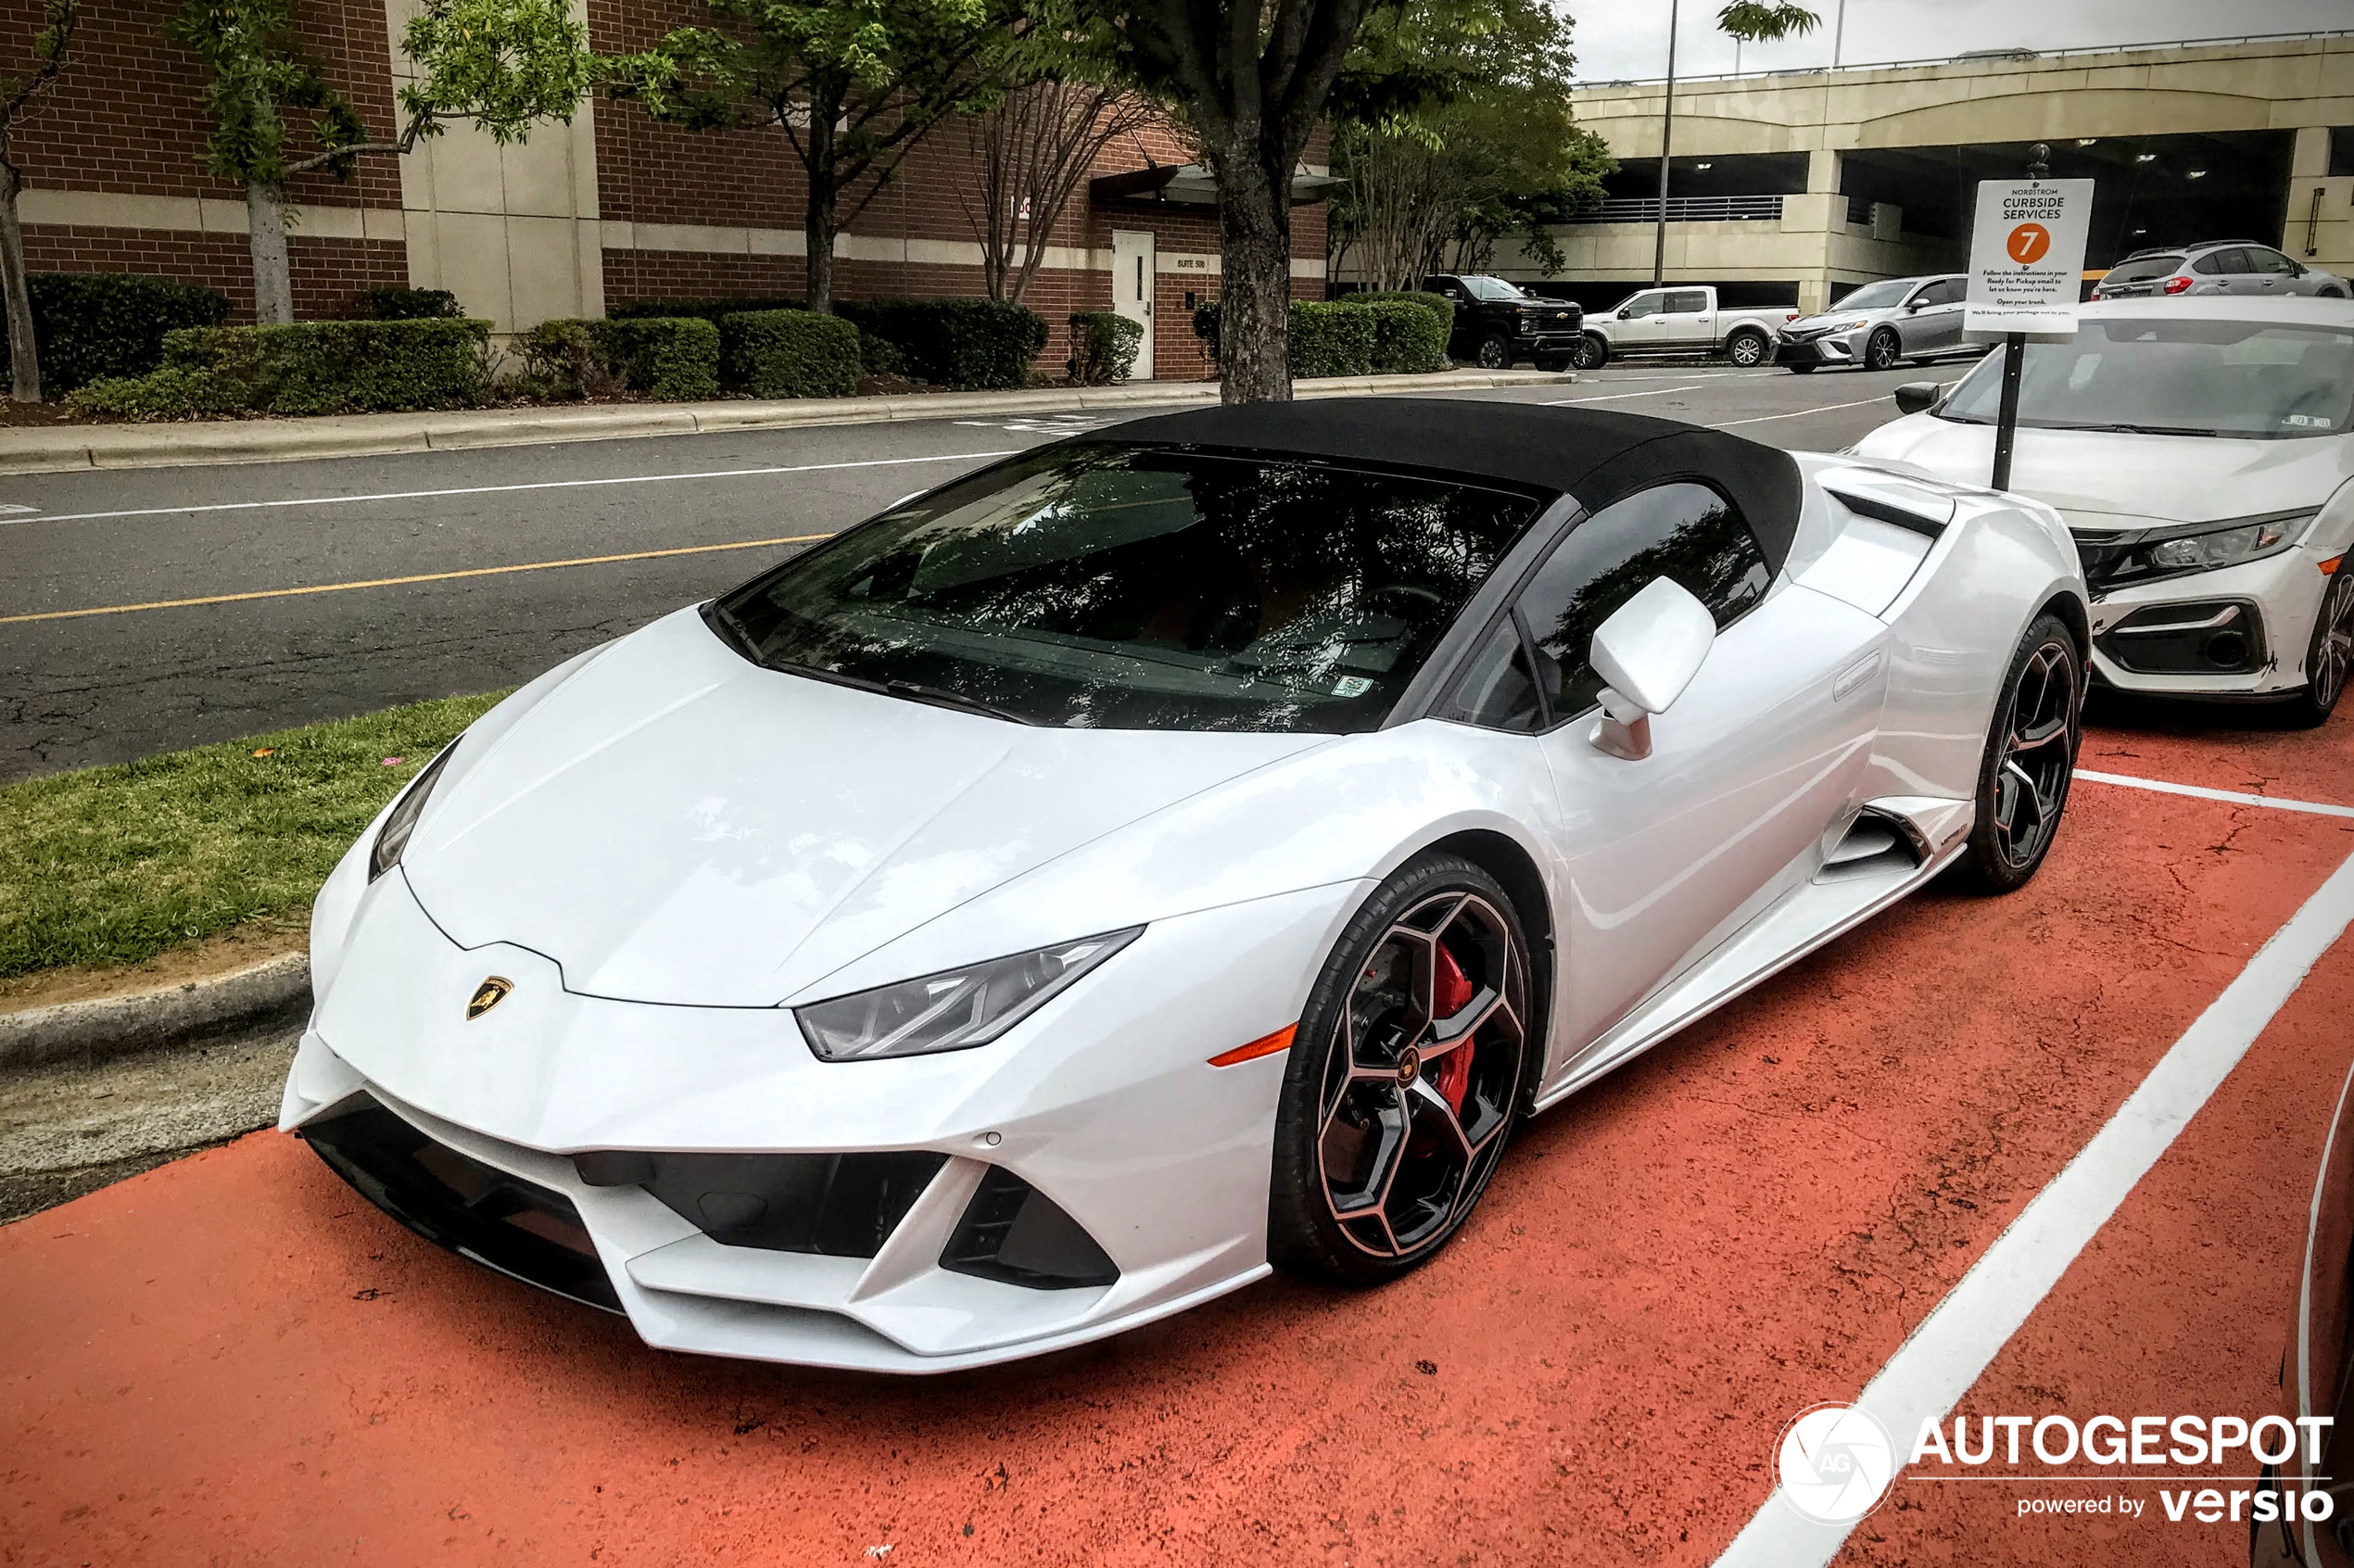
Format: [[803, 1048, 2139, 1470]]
[[1566, 0, 2352, 82]]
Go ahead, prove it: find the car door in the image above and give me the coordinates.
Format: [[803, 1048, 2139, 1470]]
[[2246, 247, 2304, 295], [1614, 290, 1670, 348], [1436, 482, 1889, 1083], [1664, 289, 1715, 348], [2189, 247, 2247, 295], [1903, 278, 1966, 353]]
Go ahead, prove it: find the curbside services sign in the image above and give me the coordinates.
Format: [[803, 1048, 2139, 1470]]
[[1965, 179, 2094, 337]]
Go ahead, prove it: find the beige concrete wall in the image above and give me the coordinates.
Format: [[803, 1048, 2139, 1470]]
[[1538, 34, 2354, 299], [383, 0, 604, 331]]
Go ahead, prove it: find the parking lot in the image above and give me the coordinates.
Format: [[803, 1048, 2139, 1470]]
[[5, 363, 2351, 1566]]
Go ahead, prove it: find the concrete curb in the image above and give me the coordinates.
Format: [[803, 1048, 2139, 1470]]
[[0, 953, 310, 1071], [0, 369, 1566, 475]]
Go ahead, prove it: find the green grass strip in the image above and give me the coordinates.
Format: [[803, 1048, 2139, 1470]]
[[0, 691, 507, 980]]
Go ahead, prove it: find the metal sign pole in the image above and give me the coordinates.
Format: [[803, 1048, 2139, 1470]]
[[1991, 332, 2025, 490]]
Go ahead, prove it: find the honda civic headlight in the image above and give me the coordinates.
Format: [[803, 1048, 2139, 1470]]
[[2142, 512, 2313, 574], [796, 929, 1144, 1062], [369, 745, 456, 881]]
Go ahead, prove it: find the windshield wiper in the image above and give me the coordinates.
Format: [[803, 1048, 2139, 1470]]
[[2064, 422, 2228, 438], [703, 599, 761, 659], [763, 657, 1033, 725]]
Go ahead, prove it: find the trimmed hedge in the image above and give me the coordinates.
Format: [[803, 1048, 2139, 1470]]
[[0, 272, 228, 396], [68, 318, 490, 418], [1287, 300, 1376, 378], [516, 317, 720, 401], [359, 286, 463, 320], [836, 297, 1046, 390], [1067, 311, 1143, 385], [1362, 297, 1449, 373], [720, 309, 860, 398]]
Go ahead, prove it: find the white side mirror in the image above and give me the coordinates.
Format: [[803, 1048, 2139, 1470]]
[[1588, 576, 1715, 761]]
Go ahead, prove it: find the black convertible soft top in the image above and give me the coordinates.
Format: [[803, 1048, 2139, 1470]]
[[1112, 397, 1806, 574]]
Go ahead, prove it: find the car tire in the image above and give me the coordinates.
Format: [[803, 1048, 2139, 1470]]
[[1474, 334, 1513, 371], [1785, 362, 1817, 373], [1865, 329, 1902, 372], [1724, 328, 1769, 367], [1571, 333, 1610, 371], [2284, 568, 2354, 727], [1533, 354, 1571, 373], [1268, 852, 1535, 1284], [1952, 613, 2082, 894]]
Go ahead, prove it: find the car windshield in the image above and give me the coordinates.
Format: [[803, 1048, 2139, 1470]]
[[1835, 279, 1915, 311], [1936, 319, 2354, 439], [713, 445, 1547, 733], [2101, 255, 2183, 285], [1460, 276, 1530, 301]]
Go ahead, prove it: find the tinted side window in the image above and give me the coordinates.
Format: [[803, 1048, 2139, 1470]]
[[2193, 248, 2246, 276], [1513, 483, 1772, 720], [1620, 291, 1666, 316], [1918, 278, 1965, 306], [1436, 619, 1542, 732], [1665, 290, 1710, 314], [2248, 247, 2299, 275]]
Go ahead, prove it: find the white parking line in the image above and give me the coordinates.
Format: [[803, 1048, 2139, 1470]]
[[1538, 384, 1710, 405], [0, 449, 1020, 528], [1716, 795, 2354, 1567], [1710, 396, 1890, 427], [2079, 768, 2354, 819]]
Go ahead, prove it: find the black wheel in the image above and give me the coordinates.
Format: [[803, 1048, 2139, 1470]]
[[1269, 854, 1534, 1283], [1474, 334, 1512, 371], [1571, 333, 1610, 371], [2317, 285, 2348, 300], [1864, 329, 1901, 372], [2285, 569, 2354, 727], [1954, 613, 2081, 893], [1725, 328, 1769, 367], [1785, 361, 1817, 373]]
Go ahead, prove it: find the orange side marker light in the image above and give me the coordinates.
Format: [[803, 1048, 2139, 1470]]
[[2321, 556, 2343, 575], [1208, 1023, 1297, 1068]]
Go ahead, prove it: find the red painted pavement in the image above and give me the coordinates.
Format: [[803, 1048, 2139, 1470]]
[[5, 740, 2350, 1566]]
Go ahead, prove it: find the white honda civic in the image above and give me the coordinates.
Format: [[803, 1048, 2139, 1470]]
[[281, 398, 2087, 1371], [1854, 297, 2354, 724]]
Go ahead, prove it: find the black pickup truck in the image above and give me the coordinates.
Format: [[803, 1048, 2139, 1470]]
[[1422, 274, 1584, 371]]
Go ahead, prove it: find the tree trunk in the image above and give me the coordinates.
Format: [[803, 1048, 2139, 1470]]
[[803, 94, 840, 315], [247, 178, 294, 325], [0, 162, 41, 402], [1210, 144, 1293, 404]]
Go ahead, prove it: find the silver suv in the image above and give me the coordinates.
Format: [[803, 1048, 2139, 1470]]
[[2094, 241, 2348, 301], [1775, 273, 1975, 373]]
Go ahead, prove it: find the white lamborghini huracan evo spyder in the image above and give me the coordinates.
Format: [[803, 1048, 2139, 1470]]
[[282, 399, 2089, 1371]]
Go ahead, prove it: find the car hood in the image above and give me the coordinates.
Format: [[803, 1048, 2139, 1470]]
[[400, 608, 1329, 1007], [1849, 415, 2352, 525]]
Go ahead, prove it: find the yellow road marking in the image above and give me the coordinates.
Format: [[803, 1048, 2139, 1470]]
[[0, 533, 836, 626]]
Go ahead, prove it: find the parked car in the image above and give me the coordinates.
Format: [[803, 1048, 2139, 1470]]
[[1420, 274, 1584, 371], [284, 398, 2087, 1372], [1854, 297, 2354, 725], [1572, 285, 1801, 370], [2094, 240, 2348, 301], [1777, 274, 1976, 373]]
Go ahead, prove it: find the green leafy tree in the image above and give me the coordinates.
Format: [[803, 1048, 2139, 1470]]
[[170, 0, 595, 324], [1327, 0, 1611, 292], [0, 0, 77, 400], [605, 0, 1023, 315]]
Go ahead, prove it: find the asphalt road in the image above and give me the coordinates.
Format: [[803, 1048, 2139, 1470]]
[[0, 362, 1946, 780]]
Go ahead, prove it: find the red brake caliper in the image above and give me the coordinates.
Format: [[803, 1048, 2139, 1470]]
[[1429, 942, 1475, 1117]]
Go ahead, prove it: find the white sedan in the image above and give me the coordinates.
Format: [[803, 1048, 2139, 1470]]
[[1855, 297, 2354, 724], [281, 399, 2087, 1371]]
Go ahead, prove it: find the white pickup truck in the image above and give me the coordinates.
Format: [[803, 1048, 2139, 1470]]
[[1571, 286, 1802, 370]]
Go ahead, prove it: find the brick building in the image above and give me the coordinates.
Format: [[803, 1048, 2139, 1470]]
[[1, 0, 1332, 381]]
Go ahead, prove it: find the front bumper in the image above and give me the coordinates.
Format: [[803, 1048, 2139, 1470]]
[[1776, 328, 1866, 365], [2085, 544, 2335, 699], [1516, 331, 1582, 359], [281, 867, 1365, 1371]]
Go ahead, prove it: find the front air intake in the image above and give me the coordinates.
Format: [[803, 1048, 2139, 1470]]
[[941, 1168, 1120, 1290], [573, 1149, 947, 1258]]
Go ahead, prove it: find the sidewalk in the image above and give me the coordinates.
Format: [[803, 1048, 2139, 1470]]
[[0, 367, 1566, 475]]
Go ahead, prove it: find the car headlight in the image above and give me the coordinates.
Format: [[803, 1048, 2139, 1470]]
[[2141, 512, 2313, 574], [1831, 319, 1870, 334], [369, 745, 457, 881], [796, 929, 1144, 1062]]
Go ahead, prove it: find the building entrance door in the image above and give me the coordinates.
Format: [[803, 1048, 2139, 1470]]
[[1112, 230, 1156, 379]]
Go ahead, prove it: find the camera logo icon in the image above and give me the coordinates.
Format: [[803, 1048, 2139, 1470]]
[[1775, 1402, 1896, 1524]]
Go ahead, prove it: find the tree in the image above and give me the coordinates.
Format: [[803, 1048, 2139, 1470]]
[[606, 0, 1021, 315], [954, 80, 1158, 305], [1326, 0, 1610, 292], [170, 0, 595, 324], [1647, 0, 1819, 283], [0, 0, 73, 401]]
